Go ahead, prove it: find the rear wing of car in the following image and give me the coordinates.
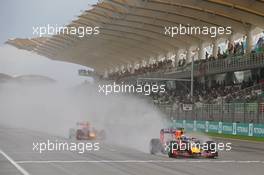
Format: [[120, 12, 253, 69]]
[[76, 122, 91, 128], [160, 128, 184, 134]]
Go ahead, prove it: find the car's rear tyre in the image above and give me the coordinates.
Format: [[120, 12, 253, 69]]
[[69, 129, 75, 139], [149, 138, 162, 155], [76, 129, 83, 140]]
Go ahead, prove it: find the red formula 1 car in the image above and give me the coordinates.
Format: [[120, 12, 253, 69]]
[[69, 122, 105, 140], [149, 128, 218, 158]]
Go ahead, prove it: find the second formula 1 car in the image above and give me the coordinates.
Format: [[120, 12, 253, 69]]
[[69, 122, 105, 140]]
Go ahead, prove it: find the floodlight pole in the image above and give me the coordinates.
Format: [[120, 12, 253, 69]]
[[190, 55, 194, 102]]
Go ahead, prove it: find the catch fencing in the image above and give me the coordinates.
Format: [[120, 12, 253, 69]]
[[158, 102, 264, 124]]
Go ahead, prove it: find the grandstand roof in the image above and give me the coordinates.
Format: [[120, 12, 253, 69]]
[[14, 75, 55, 82], [6, 0, 264, 74], [0, 73, 55, 83]]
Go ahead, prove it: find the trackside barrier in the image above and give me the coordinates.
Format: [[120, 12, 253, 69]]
[[171, 120, 264, 137]]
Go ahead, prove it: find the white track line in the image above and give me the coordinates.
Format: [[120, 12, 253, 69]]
[[0, 149, 30, 175], [16, 160, 264, 164], [48, 163, 74, 175]]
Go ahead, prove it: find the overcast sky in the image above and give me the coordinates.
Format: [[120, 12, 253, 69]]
[[0, 0, 98, 86]]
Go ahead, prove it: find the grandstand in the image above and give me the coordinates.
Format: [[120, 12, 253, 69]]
[[6, 0, 264, 124]]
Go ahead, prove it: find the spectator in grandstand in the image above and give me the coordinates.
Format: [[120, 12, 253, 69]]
[[241, 41, 245, 55], [217, 47, 225, 59], [255, 36, 264, 53], [205, 51, 209, 60], [227, 42, 234, 55]]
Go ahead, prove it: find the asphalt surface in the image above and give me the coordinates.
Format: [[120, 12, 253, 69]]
[[0, 126, 264, 175]]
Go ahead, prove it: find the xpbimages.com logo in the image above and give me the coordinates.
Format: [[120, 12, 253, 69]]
[[98, 82, 166, 95], [164, 24, 232, 38], [164, 141, 232, 154], [32, 140, 100, 154], [32, 24, 100, 37]]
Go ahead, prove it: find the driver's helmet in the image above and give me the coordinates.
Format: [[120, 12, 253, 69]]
[[180, 135, 188, 141]]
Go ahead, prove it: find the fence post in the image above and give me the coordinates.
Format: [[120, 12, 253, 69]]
[[221, 102, 224, 122], [169, 106, 172, 120], [207, 104, 210, 121], [191, 104, 194, 120], [200, 105, 203, 121], [232, 103, 235, 123], [227, 103, 230, 122], [243, 102, 246, 123], [257, 102, 260, 124], [178, 107, 180, 120]]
